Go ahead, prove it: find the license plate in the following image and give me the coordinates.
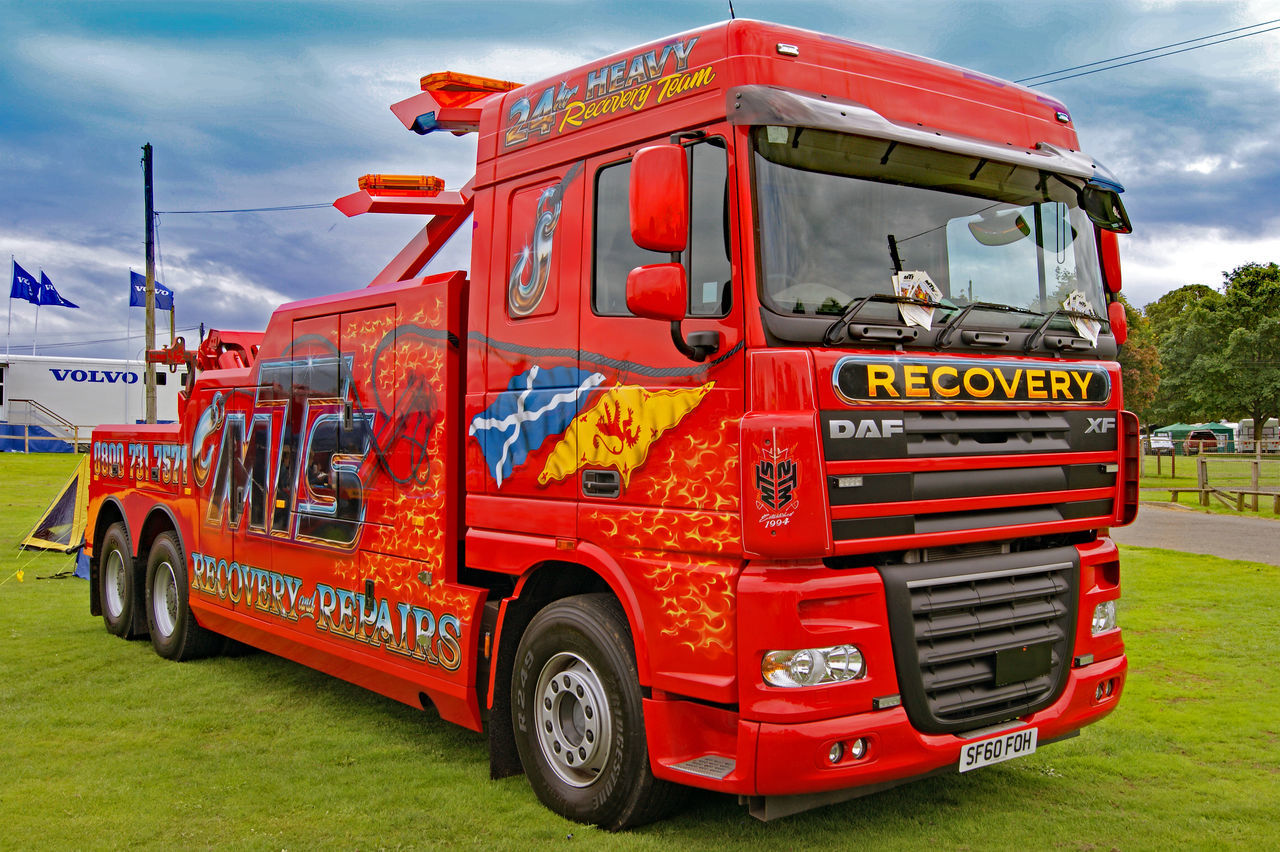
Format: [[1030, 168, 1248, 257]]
[[958, 727, 1038, 773]]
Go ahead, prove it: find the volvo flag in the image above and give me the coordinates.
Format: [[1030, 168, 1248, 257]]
[[130, 270, 174, 310], [10, 261, 38, 304], [36, 272, 79, 308]]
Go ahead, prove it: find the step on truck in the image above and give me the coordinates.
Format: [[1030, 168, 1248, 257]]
[[86, 19, 1139, 828]]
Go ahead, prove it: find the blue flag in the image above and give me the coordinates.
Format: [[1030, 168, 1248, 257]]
[[10, 261, 38, 304], [130, 270, 174, 310], [468, 366, 605, 487], [37, 272, 79, 308]]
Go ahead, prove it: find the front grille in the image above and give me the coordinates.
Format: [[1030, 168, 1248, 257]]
[[878, 546, 1078, 734], [821, 409, 1117, 461], [823, 408, 1118, 546], [903, 410, 1073, 457]]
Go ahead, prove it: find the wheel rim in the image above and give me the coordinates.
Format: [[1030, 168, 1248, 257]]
[[534, 651, 613, 787], [103, 550, 126, 619], [152, 559, 179, 638]]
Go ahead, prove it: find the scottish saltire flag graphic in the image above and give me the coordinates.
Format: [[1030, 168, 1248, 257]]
[[130, 270, 174, 310], [10, 261, 38, 303], [469, 366, 605, 486], [36, 272, 78, 308]]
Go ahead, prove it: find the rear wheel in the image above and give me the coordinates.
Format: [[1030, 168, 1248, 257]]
[[511, 593, 679, 830], [99, 523, 141, 638], [145, 532, 221, 661]]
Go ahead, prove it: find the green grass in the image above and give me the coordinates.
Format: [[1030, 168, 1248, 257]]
[[2, 454, 1278, 849]]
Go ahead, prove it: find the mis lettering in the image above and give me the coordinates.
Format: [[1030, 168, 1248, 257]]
[[198, 356, 373, 550]]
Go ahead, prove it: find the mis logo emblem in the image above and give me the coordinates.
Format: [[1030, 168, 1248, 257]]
[[754, 438, 799, 529]]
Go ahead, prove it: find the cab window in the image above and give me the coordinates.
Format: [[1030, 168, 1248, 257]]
[[592, 138, 731, 317]]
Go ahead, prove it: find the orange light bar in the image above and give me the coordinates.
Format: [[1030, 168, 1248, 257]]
[[357, 174, 445, 197], [419, 71, 520, 108]]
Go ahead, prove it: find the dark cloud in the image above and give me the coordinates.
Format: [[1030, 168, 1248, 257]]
[[3, 0, 1277, 354]]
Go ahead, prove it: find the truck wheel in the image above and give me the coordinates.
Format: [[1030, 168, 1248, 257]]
[[145, 532, 221, 661], [99, 523, 141, 638], [511, 593, 679, 830]]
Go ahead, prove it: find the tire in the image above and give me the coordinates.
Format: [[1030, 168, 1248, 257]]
[[145, 532, 222, 661], [99, 522, 142, 638], [511, 593, 680, 830]]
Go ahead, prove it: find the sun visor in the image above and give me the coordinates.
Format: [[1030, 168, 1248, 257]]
[[727, 84, 1122, 187]]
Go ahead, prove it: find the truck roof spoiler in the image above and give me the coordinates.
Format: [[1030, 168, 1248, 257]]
[[727, 84, 1123, 187]]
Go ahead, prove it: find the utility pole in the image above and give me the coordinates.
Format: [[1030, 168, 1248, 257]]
[[143, 142, 157, 424]]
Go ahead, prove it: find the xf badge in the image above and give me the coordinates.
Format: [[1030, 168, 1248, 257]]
[[1085, 417, 1116, 434]]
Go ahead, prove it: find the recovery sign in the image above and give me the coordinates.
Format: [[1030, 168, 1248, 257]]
[[833, 355, 1111, 406]]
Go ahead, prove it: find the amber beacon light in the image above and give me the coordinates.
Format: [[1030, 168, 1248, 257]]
[[357, 174, 445, 197]]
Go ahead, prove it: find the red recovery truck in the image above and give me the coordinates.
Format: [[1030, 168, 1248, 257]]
[[87, 19, 1139, 828]]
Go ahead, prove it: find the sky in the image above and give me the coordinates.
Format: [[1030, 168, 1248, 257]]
[[2, 0, 1279, 359]]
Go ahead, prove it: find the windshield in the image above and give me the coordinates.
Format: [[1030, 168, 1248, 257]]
[[752, 126, 1109, 340]]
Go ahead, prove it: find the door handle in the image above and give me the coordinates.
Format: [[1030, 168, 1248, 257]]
[[582, 469, 621, 498]]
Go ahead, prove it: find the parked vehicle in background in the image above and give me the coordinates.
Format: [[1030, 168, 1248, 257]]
[[0, 354, 181, 452], [1238, 418, 1280, 453], [1148, 433, 1174, 454], [1183, 429, 1219, 454]]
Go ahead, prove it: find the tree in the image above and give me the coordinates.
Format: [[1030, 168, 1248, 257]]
[[1114, 294, 1160, 425], [1155, 264, 1280, 456], [1144, 283, 1219, 343]]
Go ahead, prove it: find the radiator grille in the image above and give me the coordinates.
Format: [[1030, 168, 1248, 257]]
[[823, 409, 1118, 545], [879, 548, 1077, 734]]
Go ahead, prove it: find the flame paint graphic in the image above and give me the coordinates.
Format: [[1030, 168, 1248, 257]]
[[586, 508, 739, 660], [630, 414, 739, 512]]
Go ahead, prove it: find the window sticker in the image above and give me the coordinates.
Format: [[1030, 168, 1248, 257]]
[[893, 271, 942, 330], [1063, 289, 1100, 345]]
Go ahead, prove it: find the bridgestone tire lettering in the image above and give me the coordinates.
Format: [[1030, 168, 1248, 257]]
[[510, 593, 679, 830]]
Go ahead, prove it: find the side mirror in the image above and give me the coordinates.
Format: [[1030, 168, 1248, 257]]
[[626, 263, 687, 322], [630, 144, 688, 252], [1099, 229, 1122, 293], [626, 262, 719, 363], [1080, 182, 1132, 234], [1108, 300, 1128, 345]]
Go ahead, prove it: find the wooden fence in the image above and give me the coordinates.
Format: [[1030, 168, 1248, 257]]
[[1154, 455, 1280, 512]]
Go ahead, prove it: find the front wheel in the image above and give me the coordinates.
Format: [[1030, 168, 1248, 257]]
[[511, 593, 679, 830], [145, 532, 222, 661]]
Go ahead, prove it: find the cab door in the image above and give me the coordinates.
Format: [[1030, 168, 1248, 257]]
[[573, 130, 747, 699], [469, 162, 586, 537], [573, 132, 745, 517]]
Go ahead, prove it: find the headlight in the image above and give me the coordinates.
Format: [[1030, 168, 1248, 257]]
[[1091, 600, 1117, 634], [762, 644, 866, 687]]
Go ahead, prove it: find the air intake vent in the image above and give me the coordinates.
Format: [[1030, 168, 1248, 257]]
[[878, 546, 1078, 733]]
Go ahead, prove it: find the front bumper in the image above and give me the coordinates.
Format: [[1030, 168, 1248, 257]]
[[644, 538, 1126, 808], [647, 652, 1124, 799]]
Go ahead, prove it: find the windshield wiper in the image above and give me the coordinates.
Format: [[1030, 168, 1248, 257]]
[[934, 301, 1033, 348], [1023, 306, 1108, 352], [823, 293, 948, 346]]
